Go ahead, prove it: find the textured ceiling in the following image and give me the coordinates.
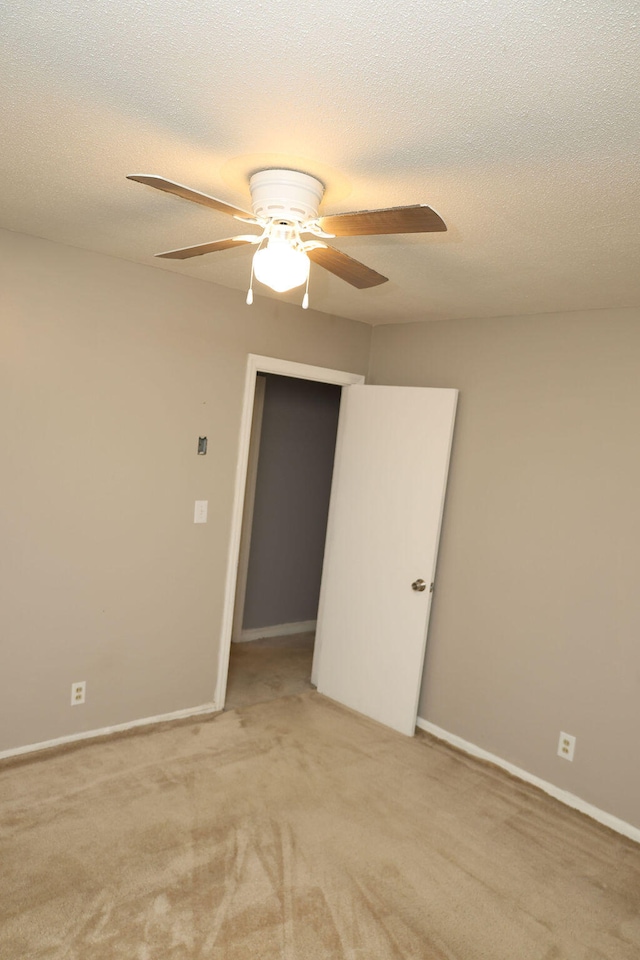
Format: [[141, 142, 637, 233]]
[[3, 1, 640, 325]]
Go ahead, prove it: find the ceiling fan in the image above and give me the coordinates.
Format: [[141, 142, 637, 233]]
[[127, 168, 446, 308]]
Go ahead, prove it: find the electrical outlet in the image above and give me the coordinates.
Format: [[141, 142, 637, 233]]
[[558, 731, 576, 761], [71, 681, 86, 706]]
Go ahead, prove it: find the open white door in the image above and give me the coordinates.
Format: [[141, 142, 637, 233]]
[[313, 385, 458, 736]]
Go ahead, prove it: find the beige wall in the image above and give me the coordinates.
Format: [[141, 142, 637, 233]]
[[0, 228, 371, 751], [369, 309, 640, 829]]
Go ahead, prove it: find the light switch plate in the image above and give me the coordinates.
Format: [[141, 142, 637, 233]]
[[194, 500, 208, 523]]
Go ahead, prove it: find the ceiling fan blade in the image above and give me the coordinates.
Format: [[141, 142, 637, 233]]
[[156, 236, 258, 260], [127, 175, 256, 221], [307, 245, 388, 288], [318, 204, 446, 237]]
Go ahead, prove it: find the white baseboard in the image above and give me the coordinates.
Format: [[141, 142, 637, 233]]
[[416, 717, 640, 845], [234, 619, 317, 643], [0, 701, 219, 762]]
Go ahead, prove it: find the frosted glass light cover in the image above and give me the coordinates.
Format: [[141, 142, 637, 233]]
[[253, 241, 310, 292]]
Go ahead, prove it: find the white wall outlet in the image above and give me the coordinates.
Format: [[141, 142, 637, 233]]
[[194, 500, 208, 523], [558, 731, 576, 761], [71, 680, 86, 706]]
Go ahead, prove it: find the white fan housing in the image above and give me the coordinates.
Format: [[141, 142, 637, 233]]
[[248, 169, 325, 224]]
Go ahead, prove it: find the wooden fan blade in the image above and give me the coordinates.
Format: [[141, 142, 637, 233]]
[[307, 245, 388, 288], [318, 204, 446, 237], [127, 175, 256, 221], [156, 237, 257, 260]]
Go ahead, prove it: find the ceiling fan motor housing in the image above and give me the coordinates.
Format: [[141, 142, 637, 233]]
[[249, 169, 324, 224]]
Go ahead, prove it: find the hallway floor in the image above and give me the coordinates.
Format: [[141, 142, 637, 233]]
[[224, 631, 315, 710]]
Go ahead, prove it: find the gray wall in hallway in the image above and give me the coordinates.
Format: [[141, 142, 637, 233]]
[[242, 374, 341, 630]]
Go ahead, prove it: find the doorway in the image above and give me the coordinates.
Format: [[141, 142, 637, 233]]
[[215, 356, 365, 711], [225, 372, 342, 710]]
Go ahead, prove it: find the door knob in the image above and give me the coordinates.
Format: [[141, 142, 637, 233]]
[[411, 579, 427, 592]]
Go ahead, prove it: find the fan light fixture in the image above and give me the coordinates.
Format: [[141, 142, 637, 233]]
[[252, 238, 310, 293], [243, 170, 329, 308], [128, 166, 447, 308]]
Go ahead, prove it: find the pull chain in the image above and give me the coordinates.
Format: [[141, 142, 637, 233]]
[[246, 232, 270, 306], [302, 268, 310, 310], [246, 254, 256, 305]]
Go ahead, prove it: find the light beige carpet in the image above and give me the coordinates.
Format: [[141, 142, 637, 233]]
[[1, 692, 639, 959], [225, 632, 315, 710]]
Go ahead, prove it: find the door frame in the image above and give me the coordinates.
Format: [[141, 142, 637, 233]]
[[231, 374, 266, 644], [214, 354, 365, 710]]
